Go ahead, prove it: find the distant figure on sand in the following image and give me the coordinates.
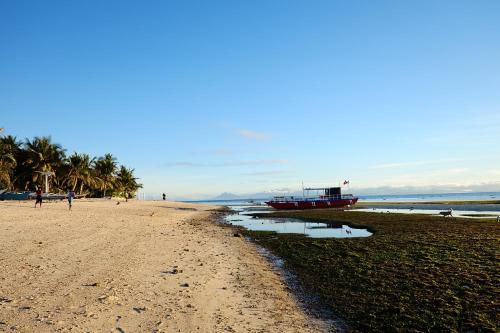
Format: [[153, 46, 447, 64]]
[[162, 193, 166, 201], [35, 187, 43, 208], [67, 189, 76, 210], [439, 208, 453, 217]]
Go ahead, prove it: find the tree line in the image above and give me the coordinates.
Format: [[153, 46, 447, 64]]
[[0, 129, 142, 199]]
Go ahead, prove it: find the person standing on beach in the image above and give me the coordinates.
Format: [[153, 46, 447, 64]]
[[162, 193, 166, 201], [67, 189, 76, 210], [35, 186, 43, 208]]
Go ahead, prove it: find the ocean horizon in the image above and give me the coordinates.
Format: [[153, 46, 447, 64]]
[[185, 191, 500, 205]]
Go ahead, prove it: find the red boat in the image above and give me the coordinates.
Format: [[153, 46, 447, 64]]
[[265, 187, 358, 210]]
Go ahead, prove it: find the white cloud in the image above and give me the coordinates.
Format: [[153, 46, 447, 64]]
[[163, 159, 289, 168], [370, 159, 459, 169], [238, 129, 269, 140], [446, 168, 468, 174], [210, 149, 233, 156], [166, 162, 203, 167], [371, 161, 428, 169], [349, 182, 500, 196], [484, 169, 500, 177], [241, 170, 288, 176]]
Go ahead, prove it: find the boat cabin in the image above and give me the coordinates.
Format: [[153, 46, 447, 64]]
[[270, 186, 355, 203], [304, 187, 344, 200]]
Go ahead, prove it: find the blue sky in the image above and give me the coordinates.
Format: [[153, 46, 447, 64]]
[[1, 0, 499, 199]]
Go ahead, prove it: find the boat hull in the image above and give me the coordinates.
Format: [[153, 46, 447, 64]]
[[0, 192, 31, 200], [265, 198, 358, 210]]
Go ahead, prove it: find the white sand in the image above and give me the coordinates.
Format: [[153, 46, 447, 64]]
[[0, 200, 324, 332]]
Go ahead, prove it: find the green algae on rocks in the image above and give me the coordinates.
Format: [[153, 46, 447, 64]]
[[244, 210, 498, 332]]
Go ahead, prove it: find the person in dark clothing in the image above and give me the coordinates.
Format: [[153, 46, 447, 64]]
[[162, 193, 166, 201], [67, 189, 76, 210], [35, 187, 43, 208]]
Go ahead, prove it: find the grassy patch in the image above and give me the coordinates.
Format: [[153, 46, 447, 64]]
[[244, 210, 498, 332]]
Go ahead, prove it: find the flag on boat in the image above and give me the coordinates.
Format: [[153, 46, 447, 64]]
[[343, 180, 350, 185]]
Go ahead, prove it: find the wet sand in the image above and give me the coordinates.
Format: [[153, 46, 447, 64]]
[[0, 200, 324, 332]]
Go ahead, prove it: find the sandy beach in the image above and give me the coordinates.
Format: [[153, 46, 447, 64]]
[[0, 200, 324, 333]]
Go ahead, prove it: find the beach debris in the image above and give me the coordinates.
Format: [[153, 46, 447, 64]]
[[233, 233, 241, 237], [150, 211, 155, 217], [18, 306, 31, 310], [180, 283, 189, 287], [133, 307, 146, 313], [0, 296, 13, 303], [83, 282, 99, 287], [97, 295, 108, 302], [116, 202, 120, 205], [89, 313, 99, 319], [116, 327, 125, 333], [161, 268, 179, 274]]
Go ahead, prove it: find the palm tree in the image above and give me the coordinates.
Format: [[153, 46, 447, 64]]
[[94, 153, 118, 197], [0, 137, 17, 189], [0, 135, 23, 190], [0, 131, 141, 197], [65, 153, 98, 194], [1, 135, 22, 156], [23, 136, 66, 190], [116, 166, 142, 201]]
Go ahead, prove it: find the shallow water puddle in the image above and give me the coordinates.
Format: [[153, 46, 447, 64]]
[[225, 213, 372, 238]]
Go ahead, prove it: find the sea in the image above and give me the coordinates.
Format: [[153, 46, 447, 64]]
[[188, 191, 500, 206], [187, 191, 500, 238]]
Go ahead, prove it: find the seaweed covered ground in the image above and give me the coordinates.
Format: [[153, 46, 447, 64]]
[[244, 210, 499, 332]]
